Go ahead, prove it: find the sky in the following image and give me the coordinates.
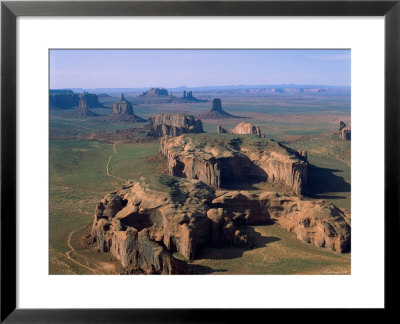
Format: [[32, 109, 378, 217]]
[[50, 49, 351, 89]]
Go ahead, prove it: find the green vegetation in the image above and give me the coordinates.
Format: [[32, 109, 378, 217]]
[[49, 139, 160, 273]]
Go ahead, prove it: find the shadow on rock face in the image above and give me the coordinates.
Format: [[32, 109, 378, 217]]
[[241, 226, 281, 248], [306, 164, 351, 195], [184, 264, 228, 274], [195, 225, 281, 261], [220, 176, 269, 191]]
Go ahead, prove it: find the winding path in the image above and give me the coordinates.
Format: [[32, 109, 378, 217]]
[[64, 143, 126, 274], [65, 228, 99, 275], [106, 143, 127, 182]]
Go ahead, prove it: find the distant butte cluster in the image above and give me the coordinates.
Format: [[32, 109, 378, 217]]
[[179, 90, 206, 102]]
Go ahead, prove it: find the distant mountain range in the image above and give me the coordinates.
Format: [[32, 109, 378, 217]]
[[54, 84, 350, 95]]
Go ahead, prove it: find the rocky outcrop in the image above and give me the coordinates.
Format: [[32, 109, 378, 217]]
[[217, 122, 264, 137], [146, 113, 204, 138], [217, 125, 228, 134], [70, 94, 99, 117], [91, 178, 351, 273], [107, 94, 146, 122], [202, 98, 243, 119], [268, 197, 351, 252], [160, 134, 308, 195], [91, 177, 253, 273], [338, 121, 351, 140]]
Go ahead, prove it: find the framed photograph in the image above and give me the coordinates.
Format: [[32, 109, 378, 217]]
[[1, 0, 399, 321]]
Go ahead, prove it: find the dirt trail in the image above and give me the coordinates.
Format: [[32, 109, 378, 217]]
[[65, 228, 100, 274], [106, 143, 127, 182], [65, 225, 119, 275]]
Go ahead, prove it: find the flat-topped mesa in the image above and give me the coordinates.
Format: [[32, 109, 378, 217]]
[[338, 121, 351, 140], [160, 134, 308, 195], [91, 177, 350, 273], [202, 98, 243, 119], [217, 122, 265, 137], [70, 93, 99, 117], [140, 88, 170, 97], [107, 94, 146, 122], [146, 113, 204, 138], [49, 91, 104, 110]]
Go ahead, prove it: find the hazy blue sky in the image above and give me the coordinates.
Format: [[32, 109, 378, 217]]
[[50, 49, 350, 89]]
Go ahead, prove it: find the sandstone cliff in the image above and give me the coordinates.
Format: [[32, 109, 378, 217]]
[[217, 122, 264, 137], [160, 134, 308, 195], [91, 177, 351, 274], [146, 113, 204, 138]]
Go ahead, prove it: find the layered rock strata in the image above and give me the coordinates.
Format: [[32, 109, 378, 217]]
[[91, 178, 351, 274], [146, 113, 204, 138], [160, 134, 308, 195], [217, 122, 264, 137]]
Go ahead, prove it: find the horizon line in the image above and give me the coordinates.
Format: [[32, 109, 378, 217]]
[[50, 83, 351, 90]]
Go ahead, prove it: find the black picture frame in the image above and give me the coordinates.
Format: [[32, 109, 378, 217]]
[[1, 0, 399, 322]]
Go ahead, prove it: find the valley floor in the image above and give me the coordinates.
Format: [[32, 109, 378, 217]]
[[49, 97, 351, 275]]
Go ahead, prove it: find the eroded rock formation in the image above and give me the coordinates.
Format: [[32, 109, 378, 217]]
[[91, 177, 351, 274], [180, 90, 207, 102], [70, 94, 99, 117], [338, 121, 351, 140], [146, 113, 204, 138], [270, 198, 351, 252], [217, 122, 264, 137], [160, 134, 308, 195], [202, 98, 243, 119], [107, 94, 146, 122]]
